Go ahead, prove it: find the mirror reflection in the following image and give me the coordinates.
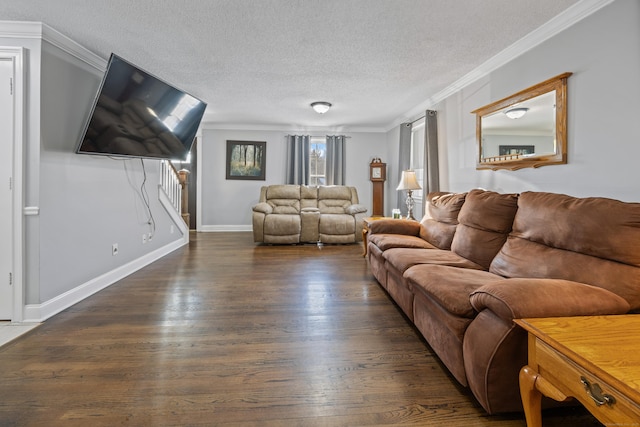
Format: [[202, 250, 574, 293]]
[[472, 72, 571, 171], [481, 91, 555, 159]]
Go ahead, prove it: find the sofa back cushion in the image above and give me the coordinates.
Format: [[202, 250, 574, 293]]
[[318, 186, 355, 214], [450, 189, 519, 269], [300, 185, 318, 209], [419, 192, 466, 250], [490, 191, 640, 309], [427, 192, 466, 223], [266, 185, 301, 214]]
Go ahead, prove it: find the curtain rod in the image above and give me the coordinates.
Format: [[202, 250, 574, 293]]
[[407, 110, 437, 126], [285, 135, 351, 138], [408, 115, 425, 125]]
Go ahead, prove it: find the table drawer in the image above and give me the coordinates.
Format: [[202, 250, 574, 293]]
[[535, 339, 640, 424]]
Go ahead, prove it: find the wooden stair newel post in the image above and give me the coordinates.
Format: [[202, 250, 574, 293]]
[[178, 169, 190, 226], [369, 158, 386, 217]]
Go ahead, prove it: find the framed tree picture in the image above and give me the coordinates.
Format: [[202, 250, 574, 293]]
[[225, 140, 266, 180]]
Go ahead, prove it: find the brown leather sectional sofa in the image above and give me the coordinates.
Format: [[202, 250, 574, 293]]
[[366, 189, 640, 414]]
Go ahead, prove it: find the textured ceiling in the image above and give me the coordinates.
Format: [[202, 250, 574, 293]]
[[1, 0, 580, 130]]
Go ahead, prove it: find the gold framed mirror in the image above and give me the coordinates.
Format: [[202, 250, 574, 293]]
[[472, 72, 572, 170]]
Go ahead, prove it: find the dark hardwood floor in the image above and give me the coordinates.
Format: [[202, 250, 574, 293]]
[[0, 232, 602, 426]]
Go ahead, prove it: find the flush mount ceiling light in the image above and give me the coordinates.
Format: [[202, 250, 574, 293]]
[[504, 107, 529, 119], [310, 102, 332, 114]]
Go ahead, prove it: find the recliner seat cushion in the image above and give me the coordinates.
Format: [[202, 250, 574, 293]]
[[383, 247, 484, 275], [406, 265, 505, 318], [264, 214, 300, 235]]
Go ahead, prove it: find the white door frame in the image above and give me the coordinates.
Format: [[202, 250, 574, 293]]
[[1, 47, 25, 322]]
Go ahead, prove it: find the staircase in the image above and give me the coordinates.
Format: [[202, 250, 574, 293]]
[[159, 160, 190, 236]]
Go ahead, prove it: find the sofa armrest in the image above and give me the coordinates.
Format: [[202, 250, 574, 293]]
[[368, 219, 420, 236], [346, 204, 368, 215], [470, 278, 631, 321], [252, 202, 273, 214]]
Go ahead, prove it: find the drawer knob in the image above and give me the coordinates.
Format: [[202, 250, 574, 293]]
[[580, 376, 616, 406]]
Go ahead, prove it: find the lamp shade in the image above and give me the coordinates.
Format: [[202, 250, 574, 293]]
[[396, 170, 421, 191]]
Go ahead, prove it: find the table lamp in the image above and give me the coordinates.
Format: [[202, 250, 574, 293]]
[[396, 170, 421, 220]]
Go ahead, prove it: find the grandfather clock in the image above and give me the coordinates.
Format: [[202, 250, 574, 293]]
[[369, 158, 386, 216]]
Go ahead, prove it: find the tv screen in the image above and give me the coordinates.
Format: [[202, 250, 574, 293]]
[[76, 54, 206, 161]]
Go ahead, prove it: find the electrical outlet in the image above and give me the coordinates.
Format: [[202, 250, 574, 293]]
[[170, 225, 175, 234], [142, 234, 148, 244], [112, 243, 119, 256]]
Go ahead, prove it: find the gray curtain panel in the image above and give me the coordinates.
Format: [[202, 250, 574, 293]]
[[285, 135, 310, 185], [424, 110, 440, 196], [325, 135, 346, 185], [398, 123, 412, 209]]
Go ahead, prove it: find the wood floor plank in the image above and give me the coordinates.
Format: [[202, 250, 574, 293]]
[[0, 232, 602, 426]]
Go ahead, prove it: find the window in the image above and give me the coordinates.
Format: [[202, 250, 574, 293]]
[[309, 137, 326, 185]]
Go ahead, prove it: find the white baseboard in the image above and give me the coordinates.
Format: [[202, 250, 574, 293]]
[[199, 225, 252, 232], [23, 238, 188, 322]]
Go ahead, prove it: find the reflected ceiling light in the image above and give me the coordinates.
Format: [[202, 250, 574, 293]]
[[310, 101, 332, 114], [504, 107, 529, 119]]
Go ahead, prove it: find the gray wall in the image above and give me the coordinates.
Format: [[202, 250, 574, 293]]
[[393, 0, 640, 202], [199, 128, 389, 229], [1, 31, 187, 307], [37, 43, 186, 303]]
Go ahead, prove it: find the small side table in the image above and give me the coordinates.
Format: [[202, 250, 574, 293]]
[[362, 216, 389, 257], [515, 315, 640, 427]]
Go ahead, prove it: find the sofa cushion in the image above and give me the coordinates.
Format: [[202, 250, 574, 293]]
[[416, 192, 466, 250], [266, 185, 300, 199], [300, 185, 318, 209], [451, 189, 518, 269], [264, 214, 300, 235], [268, 199, 300, 214], [406, 265, 505, 318], [427, 192, 467, 224], [419, 219, 458, 250], [367, 234, 435, 251], [511, 191, 640, 267], [383, 247, 484, 275], [490, 192, 640, 309], [318, 185, 353, 200], [319, 214, 355, 235], [319, 200, 350, 214]]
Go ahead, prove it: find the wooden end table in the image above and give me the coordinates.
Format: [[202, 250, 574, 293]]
[[515, 315, 640, 427]]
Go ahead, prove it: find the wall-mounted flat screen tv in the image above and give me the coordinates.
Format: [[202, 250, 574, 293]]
[[76, 53, 207, 161]]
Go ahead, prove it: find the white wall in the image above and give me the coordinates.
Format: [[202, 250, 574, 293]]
[[198, 127, 389, 229], [397, 0, 640, 202]]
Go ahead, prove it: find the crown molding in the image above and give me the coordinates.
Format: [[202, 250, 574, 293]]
[[386, 0, 616, 131], [200, 121, 387, 134], [0, 20, 106, 71]]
